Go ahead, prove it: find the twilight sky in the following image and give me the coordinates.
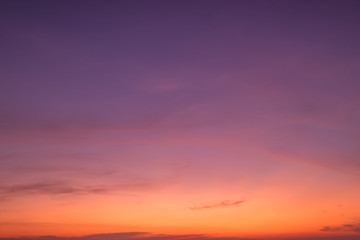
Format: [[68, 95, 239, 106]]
[[1, 0, 360, 239]]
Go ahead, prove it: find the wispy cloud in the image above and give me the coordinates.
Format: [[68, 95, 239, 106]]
[[0, 180, 151, 201], [189, 200, 245, 210], [0, 181, 107, 196]]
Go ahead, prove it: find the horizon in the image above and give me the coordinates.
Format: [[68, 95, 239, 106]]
[[0, 232, 360, 240]]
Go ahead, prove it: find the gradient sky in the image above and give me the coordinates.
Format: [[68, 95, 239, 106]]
[[1, 0, 360, 239]]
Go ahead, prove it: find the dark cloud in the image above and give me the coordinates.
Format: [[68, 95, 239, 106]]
[[80, 232, 148, 240], [320, 223, 360, 233], [0, 233, 255, 240], [285, 236, 360, 240], [189, 200, 245, 210]]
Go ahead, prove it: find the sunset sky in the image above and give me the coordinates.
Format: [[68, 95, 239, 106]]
[[1, 1, 360, 239]]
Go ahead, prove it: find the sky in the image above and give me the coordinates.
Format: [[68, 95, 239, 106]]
[[0, 0, 360, 239]]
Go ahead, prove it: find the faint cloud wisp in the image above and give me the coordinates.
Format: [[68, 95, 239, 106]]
[[189, 200, 245, 210]]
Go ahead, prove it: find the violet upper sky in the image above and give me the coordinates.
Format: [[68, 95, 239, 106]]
[[0, 0, 360, 238]]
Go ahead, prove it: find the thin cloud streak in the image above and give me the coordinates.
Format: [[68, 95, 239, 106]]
[[189, 200, 245, 210], [0, 181, 152, 200], [0, 181, 111, 199]]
